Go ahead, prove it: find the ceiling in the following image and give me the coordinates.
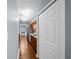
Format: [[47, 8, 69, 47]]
[[17, 0, 51, 16]]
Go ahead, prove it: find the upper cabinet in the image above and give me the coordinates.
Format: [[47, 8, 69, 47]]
[[31, 19, 37, 33]]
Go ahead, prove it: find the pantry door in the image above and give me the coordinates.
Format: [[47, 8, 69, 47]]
[[38, 0, 65, 59]]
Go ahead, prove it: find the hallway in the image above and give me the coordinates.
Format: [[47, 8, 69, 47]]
[[19, 35, 37, 59]]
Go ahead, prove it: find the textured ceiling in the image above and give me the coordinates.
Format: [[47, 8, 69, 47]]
[[17, 0, 51, 15]]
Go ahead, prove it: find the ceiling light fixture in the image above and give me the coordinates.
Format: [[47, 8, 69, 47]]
[[21, 8, 36, 21]]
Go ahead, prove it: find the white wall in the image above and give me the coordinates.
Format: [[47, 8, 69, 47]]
[[7, 0, 18, 59]]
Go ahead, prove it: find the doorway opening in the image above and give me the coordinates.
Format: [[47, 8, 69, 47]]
[[18, 18, 39, 59]]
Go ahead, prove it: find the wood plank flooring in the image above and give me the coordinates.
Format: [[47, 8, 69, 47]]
[[19, 35, 37, 59]]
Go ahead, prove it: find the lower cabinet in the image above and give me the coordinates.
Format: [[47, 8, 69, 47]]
[[30, 35, 37, 53]]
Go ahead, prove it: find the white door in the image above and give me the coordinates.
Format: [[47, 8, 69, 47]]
[[38, 0, 65, 59]]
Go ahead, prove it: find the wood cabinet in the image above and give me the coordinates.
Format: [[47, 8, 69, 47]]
[[30, 35, 37, 53], [30, 19, 37, 33]]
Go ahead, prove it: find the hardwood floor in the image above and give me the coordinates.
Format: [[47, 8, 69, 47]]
[[19, 35, 37, 59]]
